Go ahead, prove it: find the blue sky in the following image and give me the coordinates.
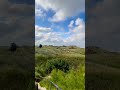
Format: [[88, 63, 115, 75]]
[[35, 0, 85, 48]]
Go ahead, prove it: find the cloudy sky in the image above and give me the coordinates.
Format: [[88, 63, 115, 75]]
[[0, 0, 34, 46], [35, 0, 85, 47], [86, 0, 120, 51]]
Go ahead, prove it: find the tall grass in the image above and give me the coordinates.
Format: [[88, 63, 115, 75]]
[[0, 47, 35, 90], [35, 46, 85, 90], [40, 65, 85, 90]]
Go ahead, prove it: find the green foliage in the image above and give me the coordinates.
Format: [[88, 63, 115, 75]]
[[0, 47, 35, 90], [46, 59, 69, 73], [41, 65, 85, 90], [35, 46, 85, 90], [86, 47, 120, 90], [0, 68, 35, 90]]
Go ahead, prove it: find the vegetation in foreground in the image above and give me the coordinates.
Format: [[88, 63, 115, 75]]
[[86, 46, 120, 90], [0, 46, 35, 90], [35, 45, 85, 90]]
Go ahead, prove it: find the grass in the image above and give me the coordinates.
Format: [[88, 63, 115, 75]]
[[86, 47, 120, 90], [35, 45, 85, 90], [0, 46, 35, 90], [40, 65, 85, 90], [1, 45, 119, 90]]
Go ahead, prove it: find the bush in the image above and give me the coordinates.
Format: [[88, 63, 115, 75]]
[[9, 42, 17, 52], [39, 44, 42, 48], [45, 59, 69, 74], [40, 65, 85, 90]]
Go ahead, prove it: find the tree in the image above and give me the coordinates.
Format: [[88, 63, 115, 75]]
[[9, 42, 17, 52], [39, 44, 42, 48]]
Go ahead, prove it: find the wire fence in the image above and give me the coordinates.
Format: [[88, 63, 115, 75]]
[[48, 80, 62, 90]]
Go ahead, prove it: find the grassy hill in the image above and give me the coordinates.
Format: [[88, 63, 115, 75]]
[[35, 45, 85, 90], [0, 46, 35, 90], [1, 45, 119, 90], [86, 46, 120, 90], [36, 45, 84, 56]]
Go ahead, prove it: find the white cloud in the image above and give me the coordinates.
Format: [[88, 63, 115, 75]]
[[35, 18, 85, 47], [35, 0, 85, 47], [86, 0, 120, 51], [75, 18, 84, 26], [35, 8, 46, 17], [35, 25, 52, 32], [68, 20, 74, 28], [49, 10, 66, 22], [36, 0, 85, 22], [66, 18, 85, 47], [0, 0, 34, 45]]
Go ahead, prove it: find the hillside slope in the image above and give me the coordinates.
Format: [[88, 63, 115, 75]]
[[86, 46, 120, 90], [36, 45, 85, 56], [0, 47, 34, 90], [35, 46, 85, 90]]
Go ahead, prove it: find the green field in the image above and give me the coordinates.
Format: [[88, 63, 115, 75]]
[[35, 45, 85, 90], [86, 47, 120, 90], [0, 46, 35, 90], [1, 45, 119, 90]]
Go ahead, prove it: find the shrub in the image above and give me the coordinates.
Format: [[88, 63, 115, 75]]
[[45, 59, 69, 74], [39, 44, 42, 48], [9, 42, 17, 52], [69, 46, 76, 49], [40, 65, 85, 90]]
